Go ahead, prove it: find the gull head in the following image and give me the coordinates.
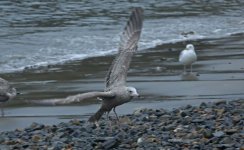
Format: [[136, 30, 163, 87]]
[[127, 87, 139, 98], [6, 87, 17, 100], [186, 44, 194, 51]]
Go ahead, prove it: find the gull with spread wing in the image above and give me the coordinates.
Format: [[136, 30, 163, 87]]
[[30, 8, 144, 123]]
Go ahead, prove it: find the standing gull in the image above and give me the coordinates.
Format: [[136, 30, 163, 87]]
[[30, 7, 144, 123], [179, 44, 197, 73], [0, 78, 17, 117]]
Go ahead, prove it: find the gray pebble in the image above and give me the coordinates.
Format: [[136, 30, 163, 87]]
[[102, 137, 118, 149], [213, 131, 225, 137]]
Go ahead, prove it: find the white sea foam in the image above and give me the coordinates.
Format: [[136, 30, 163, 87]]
[[1, 15, 244, 73], [1, 31, 243, 74]]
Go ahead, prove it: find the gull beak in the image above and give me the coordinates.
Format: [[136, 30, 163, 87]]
[[133, 93, 139, 98]]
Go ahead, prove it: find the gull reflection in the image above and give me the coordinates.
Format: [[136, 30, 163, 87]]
[[181, 72, 199, 81]]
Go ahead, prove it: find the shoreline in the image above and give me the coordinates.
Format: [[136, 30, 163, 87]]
[[0, 98, 232, 132], [0, 99, 243, 149]]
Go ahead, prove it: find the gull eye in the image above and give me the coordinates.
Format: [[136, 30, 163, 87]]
[[129, 90, 132, 93]]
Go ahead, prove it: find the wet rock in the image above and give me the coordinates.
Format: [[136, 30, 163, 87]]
[[173, 126, 184, 132], [70, 119, 81, 126], [203, 129, 214, 138], [32, 135, 41, 142], [216, 108, 225, 116], [213, 131, 225, 137], [148, 114, 158, 120], [52, 141, 64, 150], [180, 111, 188, 117], [232, 108, 244, 114], [199, 102, 208, 109], [220, 137, 233, 144], [154, 109, 166, 117], [233, 116, 241, 124], [168, 138, 192, 144], [71, 130, 82, 138], [102, 137, 119, 149], [133, 108, 147, 115], [0, 145, 10, 149], [216, 144, 233, 149], [30, 122, 45, 131], [225, 128, 238, 135], [22, 144, 29, 149], [191, 118, 205, 123], [215, 100, 227, 106], [163, 124, 175, 131], [185, 104, 193, 109], [0, 135, 5, 143], [137, 137, 144, 144], [172, 108, 180, 114]]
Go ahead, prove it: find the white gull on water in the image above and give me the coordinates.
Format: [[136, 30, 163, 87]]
[[29, 7, 144, 125], [179, 44, 197, 73]]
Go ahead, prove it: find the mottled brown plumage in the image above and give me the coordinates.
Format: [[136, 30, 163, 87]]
[[90, 7, 144, 122]]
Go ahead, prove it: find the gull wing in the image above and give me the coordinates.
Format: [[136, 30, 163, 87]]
[[105, 7, 144, 90], [0, 78, 10, 94], [0, 95, 9, 102], [27, 91, 115, 105], [179, 49, 185, 62]]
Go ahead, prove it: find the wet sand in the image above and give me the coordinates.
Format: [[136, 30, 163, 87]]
[[1, 33, 244, 131]]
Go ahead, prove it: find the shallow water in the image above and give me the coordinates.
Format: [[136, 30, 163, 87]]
[[1, 1, 244, 131], [0, 0, 244, 72]]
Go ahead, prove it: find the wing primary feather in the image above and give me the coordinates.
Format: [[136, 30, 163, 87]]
[[105, 7, 144, 89], [27, 91, 115, 105]]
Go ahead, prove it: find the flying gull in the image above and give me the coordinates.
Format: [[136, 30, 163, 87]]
[[30, 7, 144, 123], [0, 77, 17, 117], [179, 44, 197, 73]]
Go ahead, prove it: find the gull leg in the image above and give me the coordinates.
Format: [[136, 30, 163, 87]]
[[190, 64, 193, 73], [113, 107, 120, 122], [106, 112, 112, 131], [106, 111, 112, 127], [183, 65, 186, 74], [106, 112, 111, 122]]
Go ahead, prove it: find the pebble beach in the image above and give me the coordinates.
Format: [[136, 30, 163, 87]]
[[0, 100, 243, 149]]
